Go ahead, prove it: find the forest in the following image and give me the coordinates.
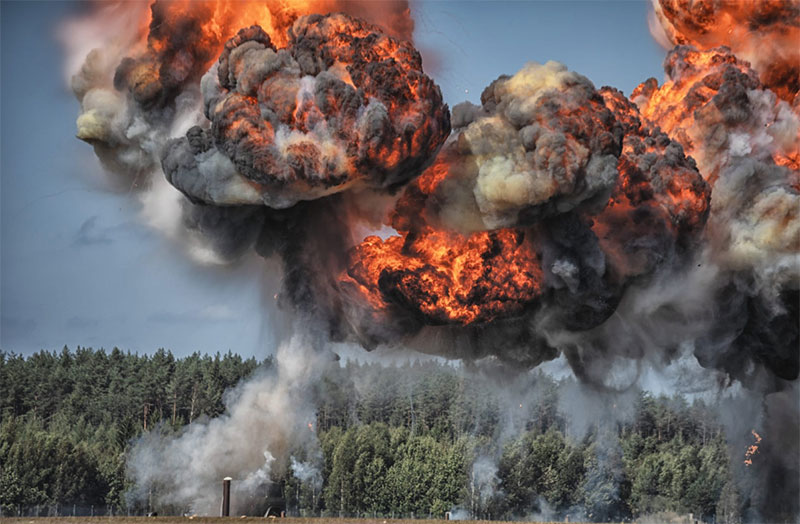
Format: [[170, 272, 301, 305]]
[[0, 347, 745, 522]]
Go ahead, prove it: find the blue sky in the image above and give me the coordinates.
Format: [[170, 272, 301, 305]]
[[0, 1, 665, 358]]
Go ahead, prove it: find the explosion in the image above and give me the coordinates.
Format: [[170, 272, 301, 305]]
[[339, 62, 709, 349], [111, 0, 416, 112], [73, 0, 417, 185], [67, 0, 799, 518], [631, 46, 800, 180], [70, 0, 797, 378]]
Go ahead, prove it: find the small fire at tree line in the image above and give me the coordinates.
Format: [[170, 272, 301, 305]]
[[68, 0, 798, 517], [744, 430, 762, 467]]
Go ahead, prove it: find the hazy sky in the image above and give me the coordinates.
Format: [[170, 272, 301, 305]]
[[0, 1, 666, 358]]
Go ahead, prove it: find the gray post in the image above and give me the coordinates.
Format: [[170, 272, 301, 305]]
[[221, 477, 232, 517]]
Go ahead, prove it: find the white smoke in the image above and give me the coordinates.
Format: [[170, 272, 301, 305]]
[[127, 332, 327, 515], [60, 4, 254, 267]]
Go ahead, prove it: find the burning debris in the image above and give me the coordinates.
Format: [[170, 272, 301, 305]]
[[744, 430, 762, 466]]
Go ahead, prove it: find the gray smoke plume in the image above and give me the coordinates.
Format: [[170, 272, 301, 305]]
[[127, 331, 328, 516]]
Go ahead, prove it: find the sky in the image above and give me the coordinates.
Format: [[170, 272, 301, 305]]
[[0, 1, 666, 358]]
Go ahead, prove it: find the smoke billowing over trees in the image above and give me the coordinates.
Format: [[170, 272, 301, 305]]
[[0, 347, 777, 521]]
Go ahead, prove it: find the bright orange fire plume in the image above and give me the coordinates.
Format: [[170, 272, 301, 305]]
[[631, 46, 800, 183], [652, 0, 800, 103], [342, 159, 544, 326], [113, 0, 415, 110]]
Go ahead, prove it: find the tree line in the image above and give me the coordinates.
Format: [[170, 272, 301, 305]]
[[0, 347, 746, 521], [0, 347, 261, 513]]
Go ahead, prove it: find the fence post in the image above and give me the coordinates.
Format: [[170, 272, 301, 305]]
[[221, 477, 232, 517]]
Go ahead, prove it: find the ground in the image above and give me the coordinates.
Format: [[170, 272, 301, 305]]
[[0, 518, 593, 524]]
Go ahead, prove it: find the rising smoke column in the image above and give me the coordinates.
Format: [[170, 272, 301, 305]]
[[128, 332, 331, 515]]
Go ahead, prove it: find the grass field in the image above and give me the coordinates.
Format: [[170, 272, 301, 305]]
[[0, 518, 593, 524]]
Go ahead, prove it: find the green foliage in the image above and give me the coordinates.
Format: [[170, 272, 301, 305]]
[[1, 348, 738, 521], [495, 428, 585, 516], [0, 347, 263, 512]]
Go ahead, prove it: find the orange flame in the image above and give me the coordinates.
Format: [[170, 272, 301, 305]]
[[344, 227, 543, 326], [652, 0, 800, 103], [744, 429, 762, 466], [631, 47, 800, 184], [341, 158, 544, 326], [113, 0, 415, 110]]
